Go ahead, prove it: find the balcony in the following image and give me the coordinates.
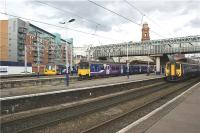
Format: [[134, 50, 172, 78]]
[[18, 39, 25, 44], [48, 59, 55, 63], [32, 48, 44, 54], [18, 34, 26, 39], [18, 56, 24, 61], [48, 51, 55, 55], [18, 27, 27, 34], [33, 58, 43, 63], [18, 51, 25, 56], [48, 54, 55, 58], [18, 45, 24, 50]]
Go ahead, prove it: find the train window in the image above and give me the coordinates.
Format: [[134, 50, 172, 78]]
[[166, 63, 170, 69], [96, 65, 99, 71], [176, 64, 180, 69], [112, 66, 115, 70], [79, 62, 89, 69], [100, 64, 104, 70], [91, 65, 95, 71]]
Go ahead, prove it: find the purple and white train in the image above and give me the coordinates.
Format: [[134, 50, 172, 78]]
[[78, 61, 154, 78]]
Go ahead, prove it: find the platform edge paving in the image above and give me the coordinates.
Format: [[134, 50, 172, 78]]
[[117, 81, 200, 133]]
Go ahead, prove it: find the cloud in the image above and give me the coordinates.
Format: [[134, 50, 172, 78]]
[[187, 17, 200, 28], [0, 0, 200, 46]]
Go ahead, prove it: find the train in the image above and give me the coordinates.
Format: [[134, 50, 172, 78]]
[[165, 61, 200, 81], [44, 64, 78, 75], [78, 61, 155, 78], [44, 64, 66, 75]]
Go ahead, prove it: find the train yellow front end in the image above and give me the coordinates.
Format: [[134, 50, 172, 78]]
[[165, 62, 182, 81], [44, 65, 57, 75], [78, 61, 90, 78]]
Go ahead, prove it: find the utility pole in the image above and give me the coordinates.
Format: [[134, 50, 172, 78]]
[[65, 43, 69, 86], [70, 43, 73, 74], [147, 45, 150, 76], [127, 43, 129, 79], [59, 18, 75, 86], [36, 31, 40, 77], [24, 44, 27, 74], [34, 30, 41, 78], [24, 29, 27, 74]]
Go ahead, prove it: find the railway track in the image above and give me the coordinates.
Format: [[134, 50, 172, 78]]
[[82, 78, 199, 133], [1, 77, 162, 114], [1, 77, 199, 133]]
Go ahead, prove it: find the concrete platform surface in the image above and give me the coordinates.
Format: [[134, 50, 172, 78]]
[[146, 83, 200, 133], [0, 74, 163, 97]]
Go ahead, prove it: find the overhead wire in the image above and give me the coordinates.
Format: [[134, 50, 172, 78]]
[[88, 0, 140, 26], [35, 0, 131, 39], [0, 12, 124, 42], [36, 0, 130, 45], [124, 0, 176, 38], [88, 0, 167, 38], [35, 0, 106, 29]]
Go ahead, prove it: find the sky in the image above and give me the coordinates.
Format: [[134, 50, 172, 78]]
[[0, 0, 200, 48]]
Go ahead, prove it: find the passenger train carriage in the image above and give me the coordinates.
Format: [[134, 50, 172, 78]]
[[78, 61, 154, 78], [44, 64, 66, 75], [165, 61, 200, 81]]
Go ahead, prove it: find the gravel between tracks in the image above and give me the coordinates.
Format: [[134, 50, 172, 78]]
[[1, 80, 165, 133], [30, 78, 199, 133]]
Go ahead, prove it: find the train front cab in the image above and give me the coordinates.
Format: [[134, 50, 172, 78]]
[[165, 62, 182, 81], [44, 65, 57, 75], [78, 62, 90, 78]]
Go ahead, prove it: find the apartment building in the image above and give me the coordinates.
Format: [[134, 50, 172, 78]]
[[0, 20, 8, 61], [0, 18, 72, 67]]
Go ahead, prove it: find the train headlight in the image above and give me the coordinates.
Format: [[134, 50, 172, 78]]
[[176, 72, 181, 77]]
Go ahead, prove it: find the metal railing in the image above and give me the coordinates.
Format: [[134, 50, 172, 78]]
[[90, 35, 200, 57]]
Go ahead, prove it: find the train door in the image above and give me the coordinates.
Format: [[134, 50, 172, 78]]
[[106, 65, 110, 75], [120, 65, 123, 74], [139, 66, 142, 73]]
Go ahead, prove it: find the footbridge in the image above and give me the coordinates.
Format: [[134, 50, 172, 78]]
[[88, 35, 200, 74], [89, 35, 200, 58]]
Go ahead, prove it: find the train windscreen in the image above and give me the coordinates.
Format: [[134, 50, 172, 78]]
[[45, 65, 56, 70], [79, 62, 89, 69]]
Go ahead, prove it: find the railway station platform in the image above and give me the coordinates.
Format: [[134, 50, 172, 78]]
[[146, 82, 200, 133], [0, 74, 163, 97]]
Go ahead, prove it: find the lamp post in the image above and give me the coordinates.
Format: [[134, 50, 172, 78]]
[[59, 18, 75, 86], [147, 45, 150, 76]]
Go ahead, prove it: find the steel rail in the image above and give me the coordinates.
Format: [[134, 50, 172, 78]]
[[1, 80, 166, 133], [81, 78, 199, 133]]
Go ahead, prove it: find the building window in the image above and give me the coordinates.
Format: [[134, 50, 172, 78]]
[[144, 33, 147, 37]]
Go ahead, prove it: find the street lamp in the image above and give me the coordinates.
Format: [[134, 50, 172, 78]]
[[59, 18, 75, 86]]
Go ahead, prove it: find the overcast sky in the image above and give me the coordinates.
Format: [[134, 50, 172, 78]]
[[0, 0, 200, 47]]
